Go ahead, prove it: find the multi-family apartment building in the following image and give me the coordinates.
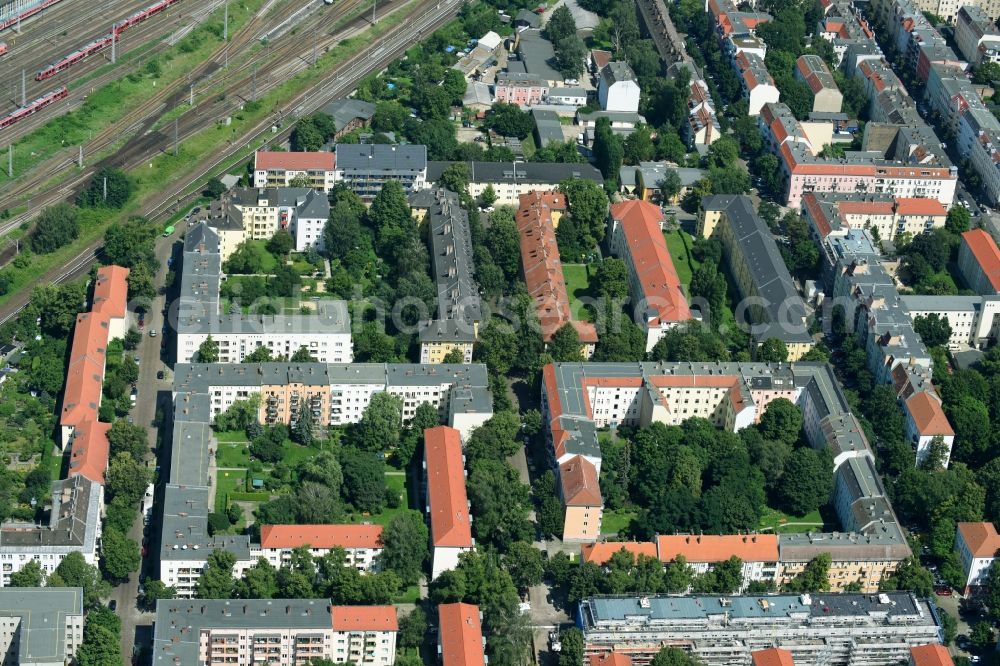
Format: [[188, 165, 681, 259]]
[[954, 521, 1000, 593], [0, 475, 102, 587], [955, 5, 1000, 63], [60, 265, 130, 449], [254, 524, 383, 571], [425, 161, 605, 205], [0, 587, 84, 666], [598, 62, 640, 113], [959, 229, 1000, 295], [334, 144, 427, 201], [582, 536, 780, 593], [816, 1, 879, 67], [735, 51, 781, 115], [578, 593, 942, 666], [900, 294, 1000, 349], [438, 603, 486, 666], [516, 191, 599, 358], [542, 361, 912, 586], [495, 72, 549, 106], [699, 195, 814, 360], [758, 102, 957, 209], [801, 192, 947, 244], [753, 649, 795, 666], [416, 189, 482, 364], [423, 426, 474, 579], [607, 200, 692, 352], [254, 151, 337, 192], [900, 389, 955, 467], [795, 55, 843, 113], [152, 600, 398, 666], [230, 187, 330, 252], [176, 223, 353, 364], [160, 363, 492, 597], [910, 644, 954, 666], [684, 73, 721, 147]]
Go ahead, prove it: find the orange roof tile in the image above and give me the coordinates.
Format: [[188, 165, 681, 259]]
[[837, 200, 895, 216], [580, 542, 657, 565], [962, 229, 1000, 292], [894, 198, 946, 217], [610, 200, 691, 326], [330, 606, 398, 632], [424, 426, 473, 548], [656, 534, 779, 563], [591, 50, 612, 71], [957, 522, 1000, 558], [439, 603, 485, 666], [516, 191, 598, 344], [256, 150, 335, 171], [590, 653, 632, 666], [559, 455, 601, 506], [910, 645, 953, 666], [753, 648, 795, 666], [904, 391, 954, 437], [92, 265, 130, 319], [259, 524, 383, 550], [67, 420, 110, 485]]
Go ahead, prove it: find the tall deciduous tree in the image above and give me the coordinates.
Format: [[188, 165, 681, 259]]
[[353, 392, 402, 452], [197, 336, 220, 363], [31, 203, 80, 254], [196, 550, 237, 599], [100, 528, 141, 581], [378, 511, 428, 586], [78, 167, 132, 209]]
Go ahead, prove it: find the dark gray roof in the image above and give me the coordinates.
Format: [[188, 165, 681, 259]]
[[0, 476, 101, 553], [426, 161, 603, 185], [425, 189, 482, 327], [232, 187, 329, 219], [153, 599, 334, 665], [599, 61, 636, 87], [514, 8, 540, 27], [532, 108, 565, 147], [178, 301, 351, 336], [516, 29, 562, 82], [321, 98, 376, 132], [335, 144, 427, 173], [702, 195, 811, 344], [0, 588, 83, 664]]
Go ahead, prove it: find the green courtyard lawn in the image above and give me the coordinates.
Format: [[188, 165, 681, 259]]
[[216, 440, 250, 468], [562, 263, 596, 321], [368, 472, 408, 526], [758, 507, 826, 534], [602, 508, 638, 535], [664, 229, 699, 288], [214, 431, 249, 444], [214, 469, 248, 514]]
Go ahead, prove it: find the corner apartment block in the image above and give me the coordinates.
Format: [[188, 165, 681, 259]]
[[176, 223, 353, 364]]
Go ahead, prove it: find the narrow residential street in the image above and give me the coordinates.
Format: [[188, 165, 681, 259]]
[[112, 233, 178, 663]]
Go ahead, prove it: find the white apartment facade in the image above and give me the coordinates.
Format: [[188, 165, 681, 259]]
[[177, 318, 354, 365], [955, 522, 1000, 592], [253, 151, 337, 192], [253, 524, 383, 572], [900, 294, 1000, 348]]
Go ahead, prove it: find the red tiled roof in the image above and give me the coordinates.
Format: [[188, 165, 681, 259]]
[[439, 603, 485, 666], [331, 606, 398, 632], [580, 542, 657, 565], [610, 200, 691, 326], [92, 265, 130, 319], [656, 534, 779, 563], [910, 644, 953, 666], [589, 653, 632, 666], [753, 648, 795, 666], [894, 198, 946, 216], [957, 522, 1000, 558], [516, 191, 598, 344], [591, 50, 612, 71], [60, 313, 110, 430], [559, 455, 601, 506], [259, 524, 383, 550], [68, 420, 111, 485], [424, 426, 473, 548], [904, 391, 954, 437], [255, 150, 335, 171], [962, 229, 1000, 291]]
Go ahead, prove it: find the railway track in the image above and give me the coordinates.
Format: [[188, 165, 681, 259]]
[[0, 0, 310, 209], [0, 0, 461, 327]]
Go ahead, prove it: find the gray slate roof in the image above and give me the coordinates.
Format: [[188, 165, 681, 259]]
[[426, 161, 603, 185], [321, 98, 376, 133], [335, 144, 427, 173], [0, 588, 83, 665]]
